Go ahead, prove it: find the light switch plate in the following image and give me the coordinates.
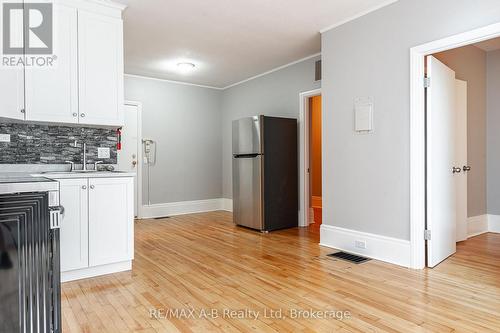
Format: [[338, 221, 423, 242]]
[[354, 97, 374, 133], [0, 134, 11, 142], [97, 147, 110, 159]]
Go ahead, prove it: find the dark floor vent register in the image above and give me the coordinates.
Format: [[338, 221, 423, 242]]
[[327, 251, 371, 264]]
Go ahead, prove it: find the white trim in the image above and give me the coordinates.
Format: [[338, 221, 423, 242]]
[[488, 215, 500, 233], [61, 260, 132, 283], [223, 53, 321, 90], [84, 0, 127, 11], [124, 101, 144, 219], [410, 22, 500, 269], [221, 198, 233, 212], [320, 225, 411, 267], [467, 215, 489, 238], [139, 198, 228, 219], [319, 0, 399, 34], [299, 89, 321, 227], [124, 74, 224, 90]]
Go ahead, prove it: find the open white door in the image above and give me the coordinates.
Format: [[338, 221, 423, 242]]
[[426, 56, 457, 267], [455, 80, 468, 242]]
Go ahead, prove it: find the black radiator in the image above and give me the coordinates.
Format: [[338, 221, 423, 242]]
[[0, 192, 61, 333]]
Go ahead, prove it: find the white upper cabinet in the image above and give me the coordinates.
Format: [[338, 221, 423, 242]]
[[78, 10, 124, 127], [25, 4, 78, 123], [0, 0, 124, 127], [0, 68, 25, 120]]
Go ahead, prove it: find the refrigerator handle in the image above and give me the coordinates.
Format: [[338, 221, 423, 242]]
[[233, 153, 261, 158]]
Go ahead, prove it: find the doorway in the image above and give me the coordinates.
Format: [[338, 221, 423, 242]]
[[309, 95, 322, 228], [299, 88, 321, 227], [410, 23, 500, 269], [118, 101, 143, 218]]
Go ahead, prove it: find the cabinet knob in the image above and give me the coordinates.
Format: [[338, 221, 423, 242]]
[[73, 112, 78, 117], [90, 185, 95, 189], [82, 185, 87, 190], [20, 109, 25, 114], [80, 113, 86, 118]]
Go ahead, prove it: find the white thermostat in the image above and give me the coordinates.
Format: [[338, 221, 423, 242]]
[[354, 97, 374, 133]]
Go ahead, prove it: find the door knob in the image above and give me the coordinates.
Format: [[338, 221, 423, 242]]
[[463, 166, 471, 172], [452, 167, 462, 174]]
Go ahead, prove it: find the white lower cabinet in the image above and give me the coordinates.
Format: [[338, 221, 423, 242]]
[[88, 177, 134, 266], [57, 176, 134, 281], [59, 178, 89, 272]]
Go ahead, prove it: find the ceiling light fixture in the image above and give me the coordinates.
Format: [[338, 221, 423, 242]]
[[177, 62, 196, 73]]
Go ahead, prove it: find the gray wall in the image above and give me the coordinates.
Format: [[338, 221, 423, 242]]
[[125, 76, 223, 204], [434, 45, 487, 217], [221, 56, 321, 198], [321, 0, 500, 240], [487, 50, 500, 215]]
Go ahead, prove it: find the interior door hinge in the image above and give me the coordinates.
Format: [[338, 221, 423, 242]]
[[424, 77, 430, 88], [424, 230, 431, 241]]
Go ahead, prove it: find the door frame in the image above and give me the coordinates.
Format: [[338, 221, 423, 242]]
[[124, 100, 144, 218], [299, 89, 321, 227], [409, 22, 500, 269]]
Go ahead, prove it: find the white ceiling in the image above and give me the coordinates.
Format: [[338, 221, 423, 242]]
[[115, 0, 397, 88], [474, 37, 500, 52]]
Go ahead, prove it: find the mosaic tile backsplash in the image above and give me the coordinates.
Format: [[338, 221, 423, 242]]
[[0, 122, 118, 164]]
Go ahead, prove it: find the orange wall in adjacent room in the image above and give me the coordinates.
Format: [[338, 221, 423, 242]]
[[310, 95, 322, 198]]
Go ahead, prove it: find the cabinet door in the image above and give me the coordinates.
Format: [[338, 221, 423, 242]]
[[88, 177, 133, 266], [0, 68, 24, 120], [59, 178, 89, 272], [25, 4, 78, 123], [0, 1, 24, 121], [78, 10, 124, 126]]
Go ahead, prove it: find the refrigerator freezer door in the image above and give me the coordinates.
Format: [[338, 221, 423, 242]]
[[232, 155, 263, 230], [232, 116, 262, 154]]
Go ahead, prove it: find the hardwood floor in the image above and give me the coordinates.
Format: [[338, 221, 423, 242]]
[[62, 211, 500, 332]]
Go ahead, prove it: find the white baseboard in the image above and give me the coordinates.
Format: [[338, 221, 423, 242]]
[[488, 214, 500, 233], [467, 215, 489, 237], [319, 225, 411, 268], [222, 198, 233, 212], [139, 198, 231, 219], [62, 261, 132, 283]]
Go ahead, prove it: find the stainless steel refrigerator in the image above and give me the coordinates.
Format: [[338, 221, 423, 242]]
[[232, 115, 298, 231]]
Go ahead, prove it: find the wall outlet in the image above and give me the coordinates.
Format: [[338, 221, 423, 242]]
[[0, 134, 11, 143], [355, 240, 367, 249], [97, 147, 110, 159]]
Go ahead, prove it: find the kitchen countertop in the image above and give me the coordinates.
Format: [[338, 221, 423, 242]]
[[31, 171, 136, 179]]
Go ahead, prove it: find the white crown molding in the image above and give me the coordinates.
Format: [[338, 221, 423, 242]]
[[84, 0, 127, 11], [222, 52, 321, 90], [124, 74, 224, 90], [319, 0, 399, 34]]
